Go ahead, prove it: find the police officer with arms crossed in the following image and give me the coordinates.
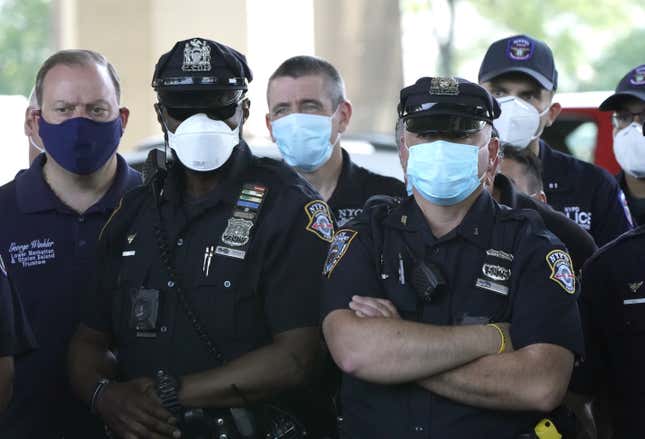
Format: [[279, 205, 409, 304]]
[[479, 35, 632, 246], [322, 76, 583, 438], [266, 56, 405, 226], [0, 49, 141, 438], [0, 257, 36, 414], [598, 64, 645, 226], [69, 38, 333, 439]]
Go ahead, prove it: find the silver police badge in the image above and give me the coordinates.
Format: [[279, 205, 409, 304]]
[[430, 77, 459, 96], [221, 217, 253, 247], [482, 263, 511, 282], [182, 39, 212, 72]]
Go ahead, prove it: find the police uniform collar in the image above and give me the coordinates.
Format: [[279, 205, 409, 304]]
[[163, 140, 252, 206], [384, 191, 495, 249], [16, 153, 136, 214], [539, 139, 571, 192], [327, 147, 357, 207], [493, 173, 520, 207]]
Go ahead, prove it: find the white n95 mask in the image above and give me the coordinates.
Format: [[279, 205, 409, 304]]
[[614, 122, 645, 178], [494, 96, 547, 149], [168, 113, 239, 172]]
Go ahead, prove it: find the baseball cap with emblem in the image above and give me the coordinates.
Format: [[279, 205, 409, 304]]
[[478, 34, 558, 91], [599, 65, 645, 111], [152, 37, 253, 118], [398, 76, 501, 137]]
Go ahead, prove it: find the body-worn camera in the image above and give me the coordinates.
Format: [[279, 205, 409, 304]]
[[129, 288, 160, 336]]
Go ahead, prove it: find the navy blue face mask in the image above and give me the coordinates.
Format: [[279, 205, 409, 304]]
[[38, 115, 123, 175]]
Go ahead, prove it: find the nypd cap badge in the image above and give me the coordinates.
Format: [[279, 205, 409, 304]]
[[507, 37, 533, 61], [182, 39, 212, 72], [429, 77, 459, 96]]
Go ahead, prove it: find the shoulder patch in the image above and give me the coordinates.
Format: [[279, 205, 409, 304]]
[[323, 229, 358, 277], [546, 249, 576, 294], [305, 200, 334, 242]]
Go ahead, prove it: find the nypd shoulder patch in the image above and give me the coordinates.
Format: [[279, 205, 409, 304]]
[[546, 249, 575, 294], [305, 200, 334, 243], [323, 229, 358, 277]]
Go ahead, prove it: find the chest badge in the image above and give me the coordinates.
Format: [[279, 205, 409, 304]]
[[482, 264, 511, 281], [221, 218, 253, 247], [546, 250, 576, 294], [629, 281, 644, 294]]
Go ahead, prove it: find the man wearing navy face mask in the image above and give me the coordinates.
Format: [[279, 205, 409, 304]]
[[598, 64, 645, 226], [266, 56, 405, 226], [0, 50, 141, 438], [69, 38, 335, 439], [321, 77, 583, 438], [479, 35, 632, 246]]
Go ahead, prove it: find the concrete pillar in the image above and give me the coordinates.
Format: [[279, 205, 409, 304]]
[[313, 0, 404, 136]]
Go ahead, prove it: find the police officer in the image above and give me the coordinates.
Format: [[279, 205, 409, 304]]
[[598, 64, 645, 226], [266, 55, 405, 226], [478, 34, 632, 246], [0, 257, 36, 413], [492, 146, 597, 273], [69, 38, 333, 439], [322, 77, 583, 438], [0, 49, 141, 438]]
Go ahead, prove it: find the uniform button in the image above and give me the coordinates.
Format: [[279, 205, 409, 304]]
[[167, 280, 175, 288], [176, 238, 184, 247], [224, 281, 231, 288], [78, 216, 85, 223], [160, 326, 168, 333]]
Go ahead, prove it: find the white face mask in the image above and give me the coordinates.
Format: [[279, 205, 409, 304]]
[[494, 96, 549, 149], [168, 113, 240, 172], [614, 122, 645, 178]]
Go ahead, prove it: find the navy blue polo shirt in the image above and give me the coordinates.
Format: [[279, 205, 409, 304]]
[[0, 259, 36, 358], [83, 142, 331, 379], [322, 191, 583, 438], [0, 154, 141, 438], [573, 225, 645, 437], [540, 140, 632, 246], [616, 171, 645, 226], [327, 148, 405, 226]]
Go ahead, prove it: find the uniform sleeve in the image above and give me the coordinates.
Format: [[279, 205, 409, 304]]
[[262, 196, 334, 334], [591, 177, 632, 246], [320, 228, 385, 320], [509, 230, 584, 356], [568, 254, 609, 394], [0, 270, 37, 357]]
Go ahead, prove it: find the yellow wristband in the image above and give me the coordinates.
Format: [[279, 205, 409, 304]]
[[487, 323, 505, 354]]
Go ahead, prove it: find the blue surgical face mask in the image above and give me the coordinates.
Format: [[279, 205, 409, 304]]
[[38, 115, 123, 175], [271, 112, 338, 172], [405, 139, 483, 206]]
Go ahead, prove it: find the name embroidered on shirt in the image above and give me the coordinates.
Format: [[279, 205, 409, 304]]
[[8, 238, 56, 268]]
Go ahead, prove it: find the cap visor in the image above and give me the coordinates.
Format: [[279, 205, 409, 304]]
[[599, 91, 645, 111], [479, 66, 554, 91]]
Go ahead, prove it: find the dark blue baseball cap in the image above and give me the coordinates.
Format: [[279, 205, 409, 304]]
[[599, 64, 645, 111], [478, 35, 558, 91]]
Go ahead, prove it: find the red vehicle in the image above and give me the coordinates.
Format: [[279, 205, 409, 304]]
[[542, 91, 619, 174]]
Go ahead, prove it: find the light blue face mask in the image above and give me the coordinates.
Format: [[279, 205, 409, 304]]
[[271, 112, 336, 172], [406, 140, 483, 206]]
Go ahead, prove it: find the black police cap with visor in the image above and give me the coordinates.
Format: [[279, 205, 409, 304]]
[[152, 37, 253, 121], [398, 77, 501, 138]]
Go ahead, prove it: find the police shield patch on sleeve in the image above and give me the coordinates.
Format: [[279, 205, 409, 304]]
[[323, 229, 358, 277], [546, 250, 576, 294], [305, 200, 334, 242]]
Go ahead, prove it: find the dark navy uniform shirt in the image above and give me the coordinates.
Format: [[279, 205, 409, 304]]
[[83, 142, 331, 381], [540, 140, 632, 246], [322, 191, 583, 439], [574, 225, 645, 438], [494, 173, 597, 273], [0, 154, 141, 438], [0, 258, 36, 358], [617, 171, 645, 226], [327, 149, 405, 226]]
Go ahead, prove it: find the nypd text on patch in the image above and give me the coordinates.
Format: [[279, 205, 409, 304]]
[[546, 249, 576, 294]]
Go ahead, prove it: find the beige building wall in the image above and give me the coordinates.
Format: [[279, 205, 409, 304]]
[[54, 0, 248, 152], [314, 0, 403, 135]]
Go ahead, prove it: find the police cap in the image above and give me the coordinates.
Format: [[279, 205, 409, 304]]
[[398, 77, 500, 137], [152, 37, 253, 110], [599, 64, 645, 111]]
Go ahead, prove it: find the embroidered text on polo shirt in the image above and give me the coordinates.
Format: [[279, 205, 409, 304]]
[[8, 238, 56, 268]]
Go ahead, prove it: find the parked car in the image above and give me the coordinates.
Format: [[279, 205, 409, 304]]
[[542, 91, 618, 174]]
